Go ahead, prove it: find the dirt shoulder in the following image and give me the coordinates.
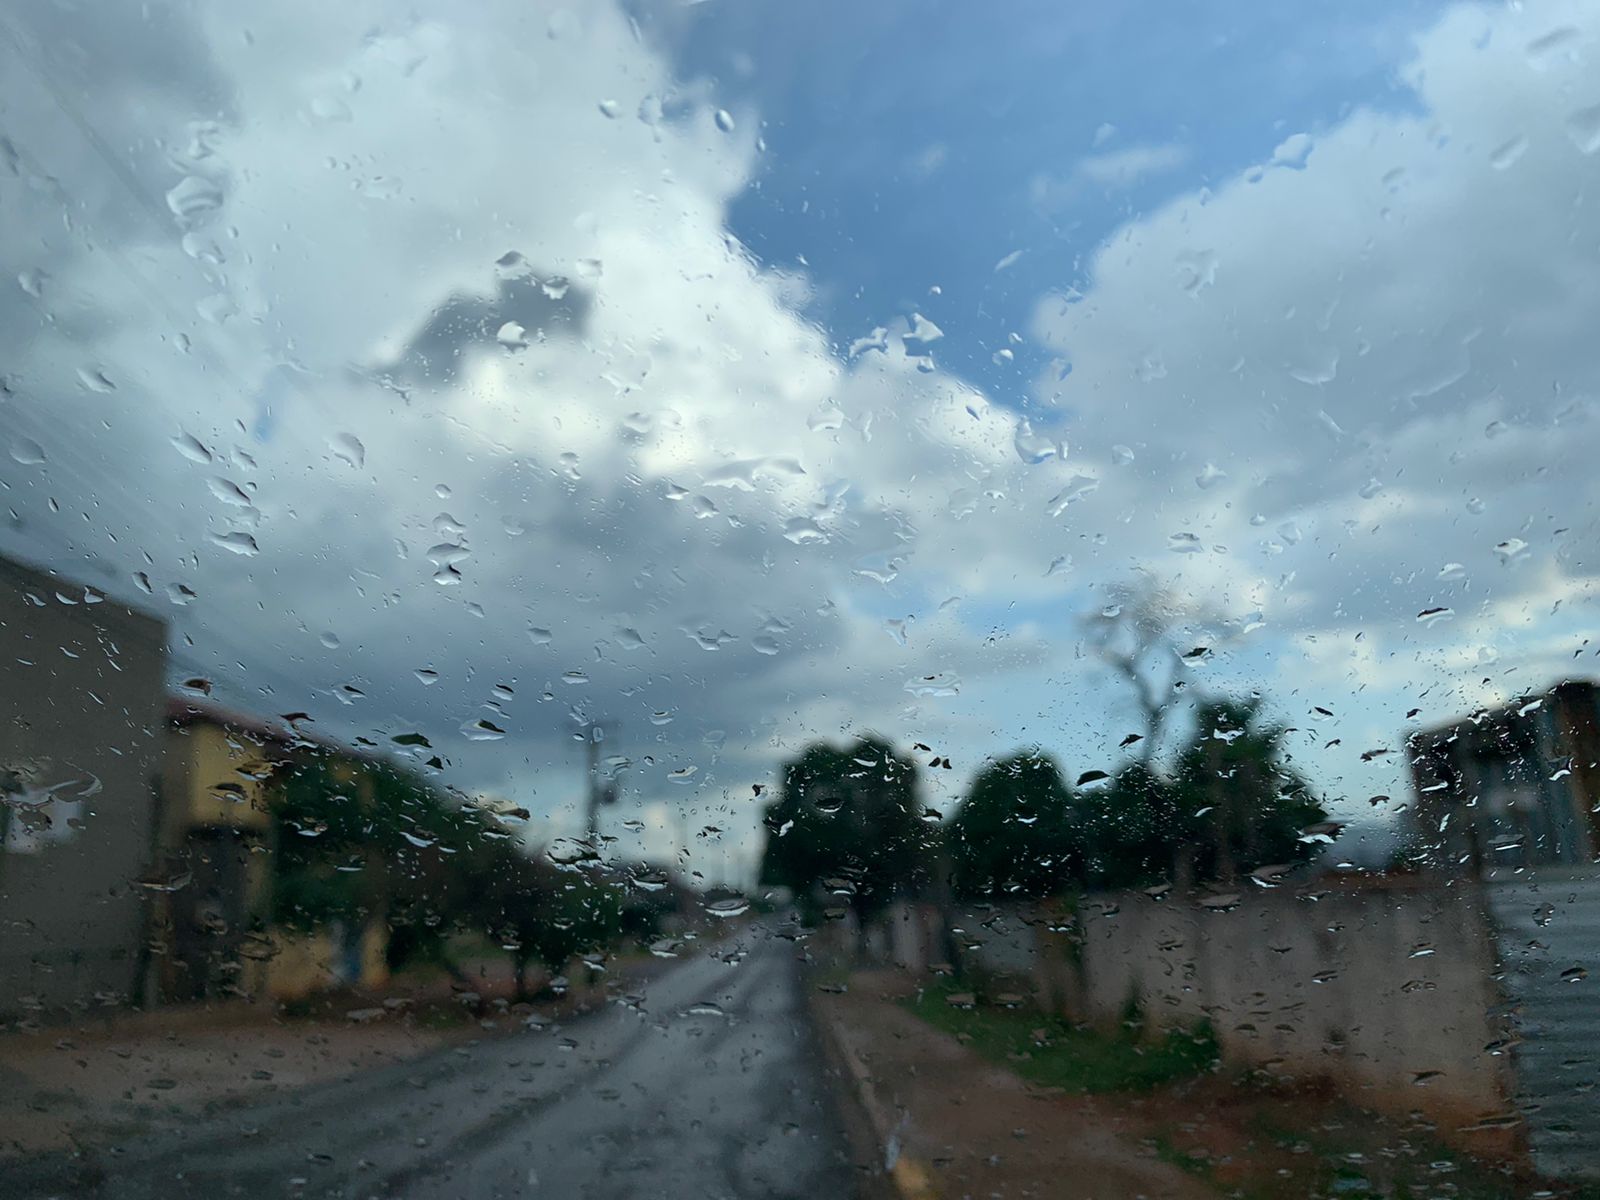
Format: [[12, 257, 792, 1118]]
[[0, 952, 672, 1162], [813, 969, 1214, 1200]]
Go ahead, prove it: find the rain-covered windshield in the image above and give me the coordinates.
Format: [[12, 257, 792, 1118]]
[[2, 3, 1598, 1198]]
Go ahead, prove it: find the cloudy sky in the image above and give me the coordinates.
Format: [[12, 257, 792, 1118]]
[[3, 0, 1598, 881]]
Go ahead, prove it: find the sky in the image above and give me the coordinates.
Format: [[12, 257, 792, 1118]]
[[3, 0, 1599, 882]]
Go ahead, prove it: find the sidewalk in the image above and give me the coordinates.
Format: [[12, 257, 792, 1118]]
[[813, 970, 1213, 1200]]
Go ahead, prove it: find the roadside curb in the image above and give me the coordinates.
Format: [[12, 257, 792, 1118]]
[[807, 981, 940, 1200]]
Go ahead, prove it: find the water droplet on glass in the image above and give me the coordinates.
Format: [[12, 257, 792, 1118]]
[[1416, 606, 1454, 625], [1494, 538, 1529, 563], [1013, 418, 1065, 465], [330, 432, 365, 469], [17, 268, 46, 298], [783, 516, 827, 544], [9, 437, 46, 466], [904, 672, 960, 698], [1489, 135, 1528, 171], [561, 670, 589, 686], [1168, 532, 1203, 553], [714, 109, 735, 133], [1110, 444, 1135, 466], [209, 530, 259, 556], [1438, 562, 1466, 580], [496, 321, 528, 351], [171, 431, 212, 464], [705, 897, 748, 918], [541, 276, 570, 300], [1566, 104, 1600, 155], [1195, 463, 1227, 490], [461, 719, 505, 741], [77, 367, 116, 393], [165, 175, 224, 224]]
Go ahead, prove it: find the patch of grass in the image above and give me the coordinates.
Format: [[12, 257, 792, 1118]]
[[902, 977, 1219, 1094]]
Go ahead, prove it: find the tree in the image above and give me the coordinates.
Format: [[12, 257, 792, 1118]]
[[758, 736, 932, 925], [1083, 577, 1195, 764], [466, 844, 623, 999], [946, 751, 1080, 900], [1166, 697, 1326, 886], [1077, 760, 1188, 891]]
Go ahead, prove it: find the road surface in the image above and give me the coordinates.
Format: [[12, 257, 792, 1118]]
[[4, 927, 860, 1199]]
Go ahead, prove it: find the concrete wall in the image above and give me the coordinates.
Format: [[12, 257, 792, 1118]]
[[950, 884, 1516, 1152], [0, 554, 167, 1018]]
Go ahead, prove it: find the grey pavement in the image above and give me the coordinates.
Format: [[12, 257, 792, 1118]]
[[3, 927, 860, 1200]]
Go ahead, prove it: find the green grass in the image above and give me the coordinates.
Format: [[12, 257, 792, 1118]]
[[902, 978, 1219, 1094]]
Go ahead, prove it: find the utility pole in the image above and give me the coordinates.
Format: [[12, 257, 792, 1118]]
[[584, 721, 620, 844]]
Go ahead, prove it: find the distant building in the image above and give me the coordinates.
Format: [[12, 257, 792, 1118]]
[[150, 698, 391, 1003], [1408, 679, 1600, 875], [0, 552, 168, 1019], [147, 697, 294, 1002]]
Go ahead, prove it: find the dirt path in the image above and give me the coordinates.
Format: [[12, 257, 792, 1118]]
[[815, 972, 1213, 1200]]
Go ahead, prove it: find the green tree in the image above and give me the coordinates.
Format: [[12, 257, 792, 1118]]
[[1077, 760, 1187, 891], [1167, 697, 1326, 885], [758, 736, 932, 925], [946, 750, 1080, 900], [466, 845, 623, 998]]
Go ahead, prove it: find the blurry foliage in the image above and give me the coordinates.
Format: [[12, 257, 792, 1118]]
[[758, 736, 935, 923], [465, 845, 624, 997], [271, 750, 639, 993], [947, 750, 1079, 900]]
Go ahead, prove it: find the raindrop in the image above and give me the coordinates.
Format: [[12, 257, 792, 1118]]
[[1494, 538, 1529, 563], [1527, 26, 1581, 66], [541, 276, 570, 300], [615, 627, 646, 651], [705, 897, 748, 919], [76, 367, 116, 393], [561, 670, 589, 685], [529, 627, 553, 644], [172, 432, 212, 463], [319, 631, 340, 649], [209, 531, 259, 556], [1013, 419, 1065, 465], [783, 516, 827, 544], [17, 268, 46, 298], [1489, 135, 1528, 171], [1195, 463, 1227, 490], [752, 636, 780, 656], [714, 109, 735, 133], [461, 719, 505, 741], [598, 100, 621, 119], [330, 432, 365, 468], [650, 710, 674, 726], [132, 572, 154, 595], [207, 477, 252, 506], [1566, 104, 1600, 155], [1168, 532, 1202, 553], [1110, 444, 1135, 466], [1045, 476, 1098, 516], [496, 321, 528, 351], [1416, 606, 1453, 625], [414, 668, 438, 685], [1358, 478, 1383, 499], [9, 437, 46, 465], [668, 767, 698, 783], [904, 673, 960, 698], [164, 175, 223, 224]]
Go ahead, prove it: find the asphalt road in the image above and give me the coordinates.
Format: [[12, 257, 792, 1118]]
[[6, 927, 861, 1199]]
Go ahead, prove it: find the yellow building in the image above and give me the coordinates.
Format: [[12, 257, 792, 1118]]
[[146, 698, 388, 1005]]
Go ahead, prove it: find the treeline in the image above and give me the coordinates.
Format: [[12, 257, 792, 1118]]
[[271, 752, 673, 996], [758, 697, 1328, 920]]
